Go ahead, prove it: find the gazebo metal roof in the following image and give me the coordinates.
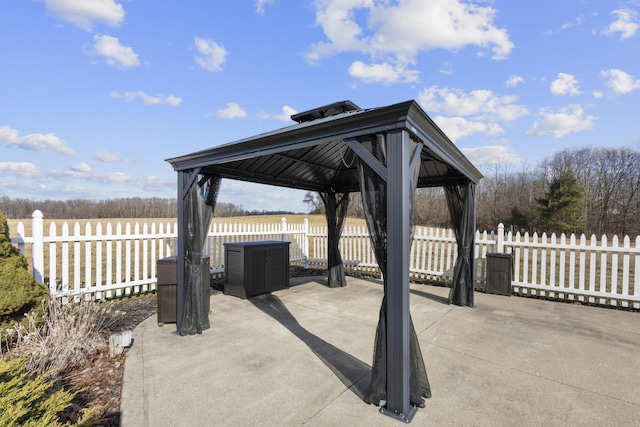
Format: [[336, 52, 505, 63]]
[[166, 100, 482, 191]]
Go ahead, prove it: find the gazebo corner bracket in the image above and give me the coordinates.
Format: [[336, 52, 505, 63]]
[[379, 405, 417, 423], [180, 167, 202, 200], [344, 138, 387, 182]]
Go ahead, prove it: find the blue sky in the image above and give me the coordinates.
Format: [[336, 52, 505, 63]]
[[1, 0, 639, 214]]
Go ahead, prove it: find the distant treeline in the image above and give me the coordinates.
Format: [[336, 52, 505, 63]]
[[304, 147, 640, 237], [3, 147, 639, 236], [0, 196, 296, 220]]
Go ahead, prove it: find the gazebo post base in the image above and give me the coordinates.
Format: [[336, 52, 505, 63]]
[[379, 405, 417, 423]]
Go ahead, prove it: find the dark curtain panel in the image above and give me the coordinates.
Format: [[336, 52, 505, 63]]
[[445, 181, 476, 307], [319, 191, 350, 288], [357, 134, 431, 407], [179, 174, 221, 336]]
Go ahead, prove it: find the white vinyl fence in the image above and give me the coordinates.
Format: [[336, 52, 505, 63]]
[[10, 211, 307, 301], [10, 211, 640, 309]]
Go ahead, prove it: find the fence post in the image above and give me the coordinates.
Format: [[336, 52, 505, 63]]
[[281, 217, 287, 242], [32, 210, 45, 284], [303, 218, 309, 268], [497, 223, 504, 253]]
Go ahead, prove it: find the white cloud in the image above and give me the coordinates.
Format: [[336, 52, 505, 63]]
[[93, 35, 139, 68], [110, 91, 182, 106], [418, 86, 528, 122], [439, 63, 453, 76], [600, 68, 640, 94], [431, 116, 504, 142], [51, 168, 131, 183], [526, 104, 596, 138], [48, 169, 87, 179], [550, 73, 582, 95], [602, 8, 639, 40], [94, 149, 124, 163], [47, 164, 173, 193], [0, 162, 40, 178], [89, 171, 131, 183], [44, 0, 125, 31], [593, 90, 604, 98], [71, 162, 91, 173], [255, 0, 274, 15], [505, 75, 524, 88], [560, 15, 585, 31], [461, 145, 523, 165], [139, 176, 174, 192], [418, 85, 527, 141], [272, 105, 298, 122], [0, 125, 75, 155], [306, 0, 513, 83], [216, 103, 247, 119], [194, 37, 228, 72], [348, 60, 419, 84]]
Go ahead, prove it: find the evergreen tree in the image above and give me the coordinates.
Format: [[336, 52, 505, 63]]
[[536, 171, 585, 233]]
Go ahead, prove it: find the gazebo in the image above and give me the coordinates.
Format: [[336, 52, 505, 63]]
[[166, 99, 483, 422]]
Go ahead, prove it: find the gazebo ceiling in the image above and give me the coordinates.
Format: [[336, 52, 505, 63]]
[[166, 100, 483, 193]]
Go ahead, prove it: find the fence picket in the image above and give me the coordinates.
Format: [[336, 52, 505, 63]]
[[531, 232, 538, 289], [106, 223, 113, 298], [541, 233, 547, 294], [622, 236, 630, 308], [85, 223, 92, 301], [559, 234, 566, 299], [61, 222, 69, 301], [569, 234, 576, 300], [578, 234, 586, 302], [73, 223, 81, 300], [142, 223, 149, 292], [589, 235, 597, 303], [549, 233, 556, 295], [600, 235, 608, 305], [611, 235, 619, 305], [513, 232, 521, 283], [96, 223, 103, 299], [116, 223, 122, 296], [125, 223, 132, 295]]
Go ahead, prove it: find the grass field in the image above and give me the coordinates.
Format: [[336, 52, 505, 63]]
[[7, 214, 368, 237]]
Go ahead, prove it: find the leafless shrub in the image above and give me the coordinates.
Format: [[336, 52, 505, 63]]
[[1, 299, 110, 376]]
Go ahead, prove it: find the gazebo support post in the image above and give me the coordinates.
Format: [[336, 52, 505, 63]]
[[176, 170, 188, 333], [176, 167, 200, 333], [380, 129, 416, 422]]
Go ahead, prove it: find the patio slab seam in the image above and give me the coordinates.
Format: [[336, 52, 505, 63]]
[[414, 305, 456, 336]]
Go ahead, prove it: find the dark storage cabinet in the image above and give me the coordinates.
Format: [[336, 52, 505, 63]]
[[486, 253, 512, 296], [156, 256, 210, 326], [224, 241, 290, 299]]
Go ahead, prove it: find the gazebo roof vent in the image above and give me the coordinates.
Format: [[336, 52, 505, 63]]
[[291, 100, 360, 123]]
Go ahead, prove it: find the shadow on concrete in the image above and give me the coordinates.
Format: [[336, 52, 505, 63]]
[[410, 288, 450, 305], [288, 275, 329, 288], [250, 294, 371, 402]]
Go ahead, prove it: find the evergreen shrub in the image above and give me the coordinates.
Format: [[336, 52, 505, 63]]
[[0, 211, 49, 330]]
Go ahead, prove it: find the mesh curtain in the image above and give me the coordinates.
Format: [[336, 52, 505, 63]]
[[179, 174, 221, 336], [445, 182, 476, 307], [357, 133, 431, 407], [319, 191, 350, 288]]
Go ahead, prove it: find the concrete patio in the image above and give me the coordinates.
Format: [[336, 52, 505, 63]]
[[121, 277, 640, 426]]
